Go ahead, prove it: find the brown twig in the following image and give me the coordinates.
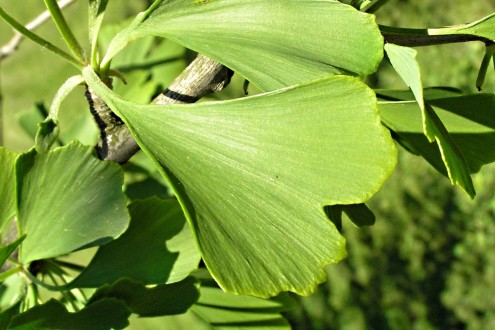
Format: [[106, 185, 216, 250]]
[[87, 54, 233, 163]]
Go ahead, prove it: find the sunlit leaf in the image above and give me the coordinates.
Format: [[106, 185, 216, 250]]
[[7, 298, 130, 330], [432, 12, 495, 40], [0, 236, 25, 268], [103, 0, 383, 91], [66, 197, 200, 288], [0, 148, 17, 232], [88, 277, 199, 317], [384, 43, 474, 198], [88, 0, 109, 62], [84, 67, 397, 297], [0, 273, 25, 313], [16, 141, 130, 264]]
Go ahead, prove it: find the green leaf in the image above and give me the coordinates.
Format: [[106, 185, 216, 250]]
[[432, 12, 495, 40], [84, 67, 397, 297], [384, 44, 428, 137], [0, 273, 25, 313], [0, 236, 25, 268], [102, 0, 383, 91], [7, 298, 131, 330], [0, 148, 17, 232], [88, 0, 109, 65], [191, 286, 293, 330], [88, 277, 199, 317], [384, 43, 475, 198], [35, 75, 84, 152], [66, 197, 200, 288], [16, 141, 130, 264], [380, 93, 495, 192], [0, 301, 20, 330]]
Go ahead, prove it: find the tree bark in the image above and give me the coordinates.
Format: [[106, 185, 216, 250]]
[[86, 54, 233, 163]]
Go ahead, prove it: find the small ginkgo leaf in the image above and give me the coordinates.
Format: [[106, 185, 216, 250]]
[[83, 67, 397, 297], [430, 12, 495, 40], [102, 0, 383, 91], [16, 141, 130, 264], [385, 43, 475, 198], [379, 93, 495, 180]]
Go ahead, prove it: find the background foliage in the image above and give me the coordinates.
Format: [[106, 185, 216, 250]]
[[1, 0, 495, 329]]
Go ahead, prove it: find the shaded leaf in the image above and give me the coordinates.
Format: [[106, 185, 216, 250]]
[[384, 43, 474, 198], [89, 277, 199, 317], [191, 286, 293, 330], [103, 0, 383, 91], [0, 148, 17, 232], [7, 298, 130, 330], [0, 301, 20, 330], [84, 67, 397, 297], [326, 204, 375, 229], [380, 93, 495, 186], [66, 197, 200, 288], [16, 141, 129, 264]]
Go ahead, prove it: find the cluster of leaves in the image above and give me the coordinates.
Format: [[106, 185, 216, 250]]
[[1, 0, 495, 328]]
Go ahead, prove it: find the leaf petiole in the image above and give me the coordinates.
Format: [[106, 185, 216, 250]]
[[0, 5, 83, 68], [43, 0, 86, 63]]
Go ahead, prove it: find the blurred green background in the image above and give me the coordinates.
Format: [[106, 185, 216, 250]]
[[2, 1, 495, 329]]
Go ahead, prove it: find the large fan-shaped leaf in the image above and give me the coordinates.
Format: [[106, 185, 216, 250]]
[[83, 67, 397, 297], [102, 0, 383, 91], [16, 141, 129, 264]]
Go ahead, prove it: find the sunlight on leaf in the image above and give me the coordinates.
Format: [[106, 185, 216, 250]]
[[0, 147, 17, 232], [84, 66, 397, 297], [102, 0, 383, 91], [431, 12, 495, 40]]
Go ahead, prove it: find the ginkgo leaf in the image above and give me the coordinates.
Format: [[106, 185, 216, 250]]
[[379, 93, 495, 179], [102, 0, 383, 91], [83, 67, 397, 297], [430, 12, 495, 40], [384, 43, 475, 198], [0, 147, 17, 232], [65, 198, 200, 288], [16, 141, 130, 264]]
